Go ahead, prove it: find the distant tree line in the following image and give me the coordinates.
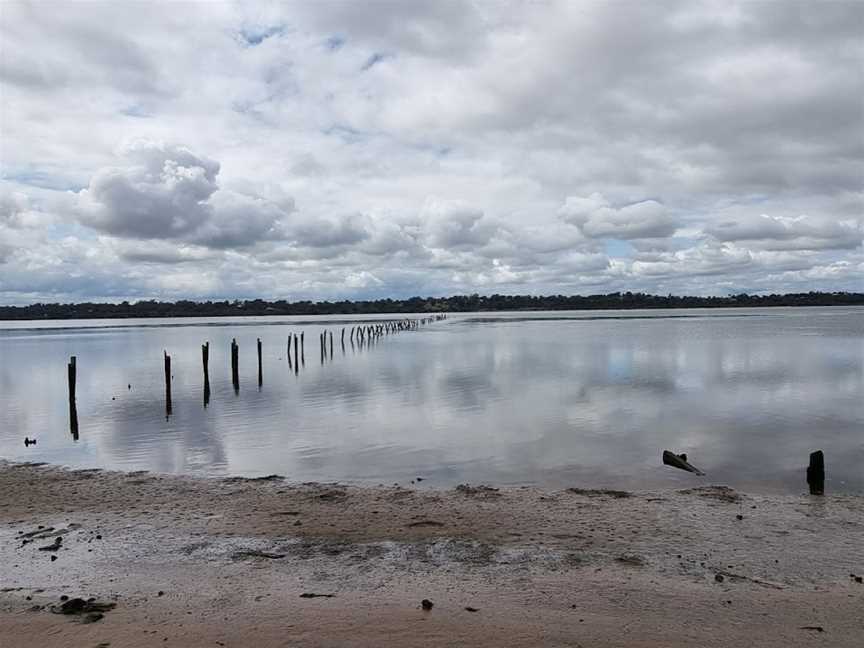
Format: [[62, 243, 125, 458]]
[[1, 292, 862, 320]]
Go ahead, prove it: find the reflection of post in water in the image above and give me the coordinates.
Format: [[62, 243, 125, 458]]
[[68, 355, 79, 439], [164, 350, 172, 419], [231, 338, 239, 394], [202, 341, 210, 407], [257, 337, 263, 388]]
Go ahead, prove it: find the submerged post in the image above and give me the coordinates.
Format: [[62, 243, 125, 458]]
[[68, 356, 78, 438], [164, 351, 172, 417], [257, 337, 263, 387], [807, 450, 825, 495]]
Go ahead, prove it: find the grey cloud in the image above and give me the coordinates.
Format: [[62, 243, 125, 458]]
[[77, 141, 219, 238], [422, 199, 498, 248], [290, 213, 371, 248], [193, 190, 293, 248], [1, 3, 170, 97], [559, 194, 679, 240], [76, 141, 292, 249], [706, 214, 862, 251]]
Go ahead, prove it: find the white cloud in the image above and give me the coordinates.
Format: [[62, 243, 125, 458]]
[[1, 1, 862, 303]]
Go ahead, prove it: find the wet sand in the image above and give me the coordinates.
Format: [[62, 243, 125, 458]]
[[1, 461, 862, 647]]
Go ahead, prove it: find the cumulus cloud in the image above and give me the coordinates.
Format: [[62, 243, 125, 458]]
[[75, 140, 292, 248], [77, 141, 219, 238], [559, 193, 679, 240]]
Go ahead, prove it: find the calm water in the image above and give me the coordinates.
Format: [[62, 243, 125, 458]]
[[1, 308, 862, 494]]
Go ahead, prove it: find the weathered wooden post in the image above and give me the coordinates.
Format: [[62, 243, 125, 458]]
[[68, 356, 78, 438], [202, 341, 210, 377], [164, 351, 172, 417], [341, 327, 345, 350], [294, 335, 299, 370], [807, 450, 825, 495], [202, 342, 210, 407], [257, 338, 263, 387], [231, 338, 239, 393], [67, 355, 76, 407], [301, 332, 305, 364], [329, 331, 333, 358]]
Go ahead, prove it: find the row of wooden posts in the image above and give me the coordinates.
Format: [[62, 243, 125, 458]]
[[316, 317, 437, 365], [66, 315, 448, 431]]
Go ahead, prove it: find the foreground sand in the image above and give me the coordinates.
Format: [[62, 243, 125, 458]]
[[1, 461, 862, 647]]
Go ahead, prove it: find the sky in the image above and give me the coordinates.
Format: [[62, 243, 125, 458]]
[[1, 0, 862, 305]]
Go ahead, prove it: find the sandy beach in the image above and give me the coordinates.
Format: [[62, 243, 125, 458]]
[[1, 461, 862, 647]]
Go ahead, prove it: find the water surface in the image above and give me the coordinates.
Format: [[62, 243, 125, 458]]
[[1, 308, 862, 493]]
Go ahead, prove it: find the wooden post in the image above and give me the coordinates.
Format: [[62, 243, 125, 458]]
[[164, 351, 172, 417], [294, 335, 299, 371], [300, 332, 305, 365], [67, 355, 76, 405], [68, 356, 78, 438], [329, 331, 333, 358], [231, 338, 239, 393], [202, 342, 210, 407], [807, 450, 825, 495], [257, 338, 263, 387]]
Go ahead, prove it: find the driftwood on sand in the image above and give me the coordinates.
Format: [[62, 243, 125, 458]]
[[662, 450, 705, 476]]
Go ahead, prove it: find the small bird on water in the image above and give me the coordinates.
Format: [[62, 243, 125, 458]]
[[24, 437, 37, 446]]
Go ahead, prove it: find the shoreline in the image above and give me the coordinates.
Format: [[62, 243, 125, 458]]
[[2, 460, 862, 646]]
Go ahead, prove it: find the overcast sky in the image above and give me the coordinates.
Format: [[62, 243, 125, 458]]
[[1, 1, 862, 304]]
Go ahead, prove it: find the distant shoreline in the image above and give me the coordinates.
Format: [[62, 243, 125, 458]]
[[2, 291, 862, 320]]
